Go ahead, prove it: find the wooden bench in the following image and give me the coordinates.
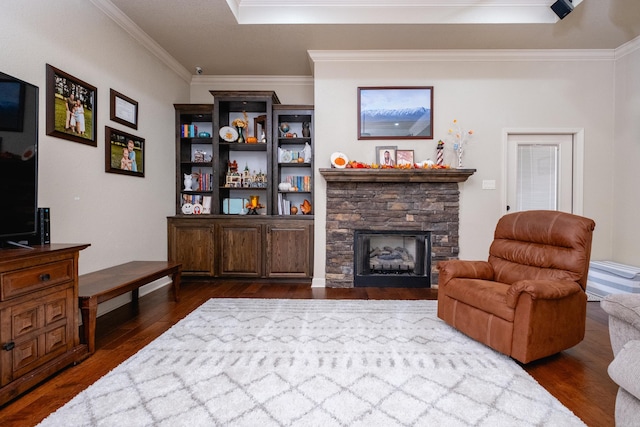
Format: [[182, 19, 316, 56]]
[[78, 260, 182, 354]]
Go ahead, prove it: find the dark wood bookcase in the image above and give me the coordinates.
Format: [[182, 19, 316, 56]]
[[169, 92, 314, 280]]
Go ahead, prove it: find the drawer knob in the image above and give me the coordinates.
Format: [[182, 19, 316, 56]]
[[2, 342, 15, 351], [39, 273, 51, 282]]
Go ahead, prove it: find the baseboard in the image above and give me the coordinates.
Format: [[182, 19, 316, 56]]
[[311, 277, 325, 288], [93, 277, 173, 319]]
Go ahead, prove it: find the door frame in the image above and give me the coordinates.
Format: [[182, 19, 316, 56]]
[[502, 128, 585, 216]]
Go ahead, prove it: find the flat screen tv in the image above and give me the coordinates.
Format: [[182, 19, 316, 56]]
[[0, 71, 39, 247]]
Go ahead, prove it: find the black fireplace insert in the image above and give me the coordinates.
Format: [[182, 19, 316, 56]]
[[353, 230, 431, 288]]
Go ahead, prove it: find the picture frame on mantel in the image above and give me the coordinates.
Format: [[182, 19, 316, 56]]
[[46, 64, 97, 146], [376, 145, 397, 167], [110, 89, 138, 130], [105, 126, 145, 177], [396, 149, 415, 166], [358, 86, 433, 140]]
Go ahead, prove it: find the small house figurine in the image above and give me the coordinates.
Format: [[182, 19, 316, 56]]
[[255, 170, 267, 188], [225, 161, 242, 187]]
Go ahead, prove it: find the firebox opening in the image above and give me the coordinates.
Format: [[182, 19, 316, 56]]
[[354, 230, 431, 288]]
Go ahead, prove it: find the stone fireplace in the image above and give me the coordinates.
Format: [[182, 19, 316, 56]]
[[320, 168, 475, 288]]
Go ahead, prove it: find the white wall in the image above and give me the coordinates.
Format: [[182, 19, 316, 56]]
[[0, 0, 189, 274], [613, 40, 640, 265], [190, 76, 314, 105], [309, 51, 617, 283]]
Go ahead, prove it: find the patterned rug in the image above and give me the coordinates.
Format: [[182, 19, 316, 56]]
[[586, 291, 603, 302], [39, 299, 586, 426]]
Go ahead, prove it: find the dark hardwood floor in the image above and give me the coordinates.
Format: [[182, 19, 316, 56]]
[[0, 281, 617, 426]]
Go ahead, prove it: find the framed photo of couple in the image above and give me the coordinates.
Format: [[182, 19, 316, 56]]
[[105, 126, 145, 177], [45, 64, 97, 146]]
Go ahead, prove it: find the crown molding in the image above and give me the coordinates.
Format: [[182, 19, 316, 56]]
[[191, 75, 314, 85], [615, 35, 640, 60], [308, 49, 615, 64], [90, 0, 192, 83]]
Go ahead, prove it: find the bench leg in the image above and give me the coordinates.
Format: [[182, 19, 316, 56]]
[[132, 289, 139, 309], [171, 271, 181, 302], [79, 297, 98, 354]]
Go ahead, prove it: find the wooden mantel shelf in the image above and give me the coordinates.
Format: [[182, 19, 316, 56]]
[[319, 168, 476, 183]]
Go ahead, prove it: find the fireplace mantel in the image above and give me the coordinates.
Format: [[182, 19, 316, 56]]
[[319, 168, 476, 183]]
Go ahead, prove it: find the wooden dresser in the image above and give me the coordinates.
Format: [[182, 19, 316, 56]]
[[0, 244, 89, 406]]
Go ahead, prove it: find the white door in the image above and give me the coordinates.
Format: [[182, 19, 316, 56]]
[[506, 133, 574, 214]]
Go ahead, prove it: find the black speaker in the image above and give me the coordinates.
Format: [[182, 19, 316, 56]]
[[36, 207, 50, 245], [551, 0, 573, 19]]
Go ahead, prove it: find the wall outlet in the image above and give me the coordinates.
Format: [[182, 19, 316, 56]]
[[482, 180, 496, 190]]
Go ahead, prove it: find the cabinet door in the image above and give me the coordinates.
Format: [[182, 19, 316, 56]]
[[168, 223, 214, 276], [265, 223, 312, 278], [0, 287, 73, 386], [217, 223, 262, 277]]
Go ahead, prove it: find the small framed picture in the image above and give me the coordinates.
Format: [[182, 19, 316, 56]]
[[105, 126, 145, 177], [396, 149, 415, 166], [46, 64, 97, 146], [376, 146, 397, 167], [110, 89, 138, 130]]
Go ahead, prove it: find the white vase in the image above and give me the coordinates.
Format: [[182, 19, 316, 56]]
[[184, 173, 193, 191], [456, 146, 464, 168]]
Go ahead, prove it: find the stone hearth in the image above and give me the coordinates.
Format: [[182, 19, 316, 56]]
[[320, 169, 475, 288]]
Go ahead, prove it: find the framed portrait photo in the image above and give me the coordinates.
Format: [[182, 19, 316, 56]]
[[396, 149, 415, 166], [376, 145, 397, 167], [46, 64, 97, 146], [358, 86, 433, 140], [105, 126, 145, 177], [110, 89, 138, 130]]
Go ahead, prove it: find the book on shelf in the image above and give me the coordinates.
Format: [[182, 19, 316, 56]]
[[196, 171, 213, 191], [181, 124, 198, 138], [277, 193, 293, 215], [181, 193, 203, 206], [282, 175, 311, 192]]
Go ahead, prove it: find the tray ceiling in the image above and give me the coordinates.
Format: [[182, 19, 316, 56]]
[[99, 0, 640, 78]]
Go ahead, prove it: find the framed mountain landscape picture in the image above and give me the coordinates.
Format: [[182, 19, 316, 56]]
[[357, 86, 433, 140]]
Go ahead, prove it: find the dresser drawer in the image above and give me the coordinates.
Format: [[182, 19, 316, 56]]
[[1, 260, 74, 301]]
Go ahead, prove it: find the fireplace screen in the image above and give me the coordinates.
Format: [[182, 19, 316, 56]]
[[354, 230, 431, 287]]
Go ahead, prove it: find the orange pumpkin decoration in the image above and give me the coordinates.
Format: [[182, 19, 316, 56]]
[[246, 136, 258, 144]]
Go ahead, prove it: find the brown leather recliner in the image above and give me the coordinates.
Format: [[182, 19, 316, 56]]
[[437, 210, 596, 364]]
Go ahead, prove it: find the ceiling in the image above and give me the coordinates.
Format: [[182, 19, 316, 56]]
[[100, 0, 640, 78]]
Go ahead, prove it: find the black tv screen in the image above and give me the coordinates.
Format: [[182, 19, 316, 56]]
[[0, 71, 38, 241]]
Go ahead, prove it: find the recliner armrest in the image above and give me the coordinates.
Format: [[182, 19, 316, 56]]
[[608, 340, 640, 401], [437, 260, 494, 287], [506, 279, 583, 308]]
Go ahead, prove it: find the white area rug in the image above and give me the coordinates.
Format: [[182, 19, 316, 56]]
[[39, 299, 586, 426], [586, 291, 603, 302]]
